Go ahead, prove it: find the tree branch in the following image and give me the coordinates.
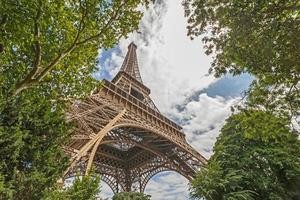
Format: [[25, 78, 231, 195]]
[[0, 14, 7, 54], [13, 0, 129, 95], [34, 0, 128, 81], [76, 0, 128, 46], [33, 0, 89, 82], [13, 1, 87, 95], [34, 45, 76, 82], [29, 4, 42, 78], [13, 2, 42, 95]]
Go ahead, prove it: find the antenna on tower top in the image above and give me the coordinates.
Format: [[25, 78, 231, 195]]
[[119, 42, 143, 83]]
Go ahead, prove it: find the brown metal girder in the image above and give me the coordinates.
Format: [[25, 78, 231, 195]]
[[99, 139, 174, 165], [96, 144, 128, 161], [97, 138, 183, 176], [69, 104, 106, 121], [100, 141, 161, 164], [95, 151, 124, 162], [85, 109, 126, 175], [96, 126, 200, 176], [93, 155, 126, 169], [71, 134, 92, 140], [126, 152, 157, 169], [100, 174, 120, 194], [94, 165, 128, 193], [100, 82, 182, 130], [113, 121, 207, 166], [62, 110, 126, 178]]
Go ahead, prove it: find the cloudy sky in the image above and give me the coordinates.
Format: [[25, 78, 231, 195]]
[[95, 0, 253, 199]]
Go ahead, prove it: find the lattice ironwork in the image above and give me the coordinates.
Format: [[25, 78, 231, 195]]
[[63, 43, 207, 193]]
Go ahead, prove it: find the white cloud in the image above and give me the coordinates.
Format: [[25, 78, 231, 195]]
[[172, 94, 239, 158], [100, 181, 114, 199], [145, 172, 189, 200]]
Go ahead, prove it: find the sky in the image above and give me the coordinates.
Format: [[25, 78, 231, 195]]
[[95, 0, 253, 199]]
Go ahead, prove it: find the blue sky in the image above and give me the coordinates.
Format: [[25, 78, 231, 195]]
[[200, 74, 253, 99], [94, 46, 121, 80], [96, 0, 253, 199]]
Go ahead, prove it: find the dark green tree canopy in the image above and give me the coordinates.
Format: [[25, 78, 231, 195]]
[[0, 86, 71, 199], [43, 174, 102, 200], [184, 1, 300, 199], [0, 0, 149, 199], [183, 0, 300, 118], [112, 191, 151, 200], [183, 0, 300, 77], [190, 110, 300, 200], [1, 0, 149, 96]]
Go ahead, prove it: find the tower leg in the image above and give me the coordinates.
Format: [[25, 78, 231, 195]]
[[85, 109, 126, 175], [63, 109, 126, 178]]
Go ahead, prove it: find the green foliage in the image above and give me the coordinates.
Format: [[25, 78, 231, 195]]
[[43, 174, 101, 200], [184, 1, 300, 199], [183, 0, 300, 117], [0, 88, 70, 199], [112, 191, 151, 200], [231, 110, 291, 142], [190, 110, 300, 200], [0, 0, 149, 199], [0, 0, 149, 95]]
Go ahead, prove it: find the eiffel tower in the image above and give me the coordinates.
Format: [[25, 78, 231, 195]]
[[63, 42, 207, 193]]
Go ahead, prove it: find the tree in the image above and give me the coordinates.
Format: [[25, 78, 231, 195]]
[[1, 0, 149, 96], [190, 110, 300, 200], [183, 0, 300, 120], [0, 0, 149, 199], [183, 1, 300, 198], [43, 174, 102, 200], [112, 191, 151, 200], [0, 89, 71, 199]]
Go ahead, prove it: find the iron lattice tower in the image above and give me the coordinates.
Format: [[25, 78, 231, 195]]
[[63, 43, 207, 193]]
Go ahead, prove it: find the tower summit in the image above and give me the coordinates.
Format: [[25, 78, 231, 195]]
[[63, 43, 207, 193], [112, 42, 156, 111], [119, 42, 143, 83]]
